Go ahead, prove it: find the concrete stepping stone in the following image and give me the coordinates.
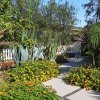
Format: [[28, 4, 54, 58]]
[[43, 78, 100, 100]]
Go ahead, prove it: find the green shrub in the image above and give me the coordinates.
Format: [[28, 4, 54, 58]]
[[0, 81, 61, 100], [65, 67, 100, 91], [6, 60, 60, 83], [55, 55, 67, 64]]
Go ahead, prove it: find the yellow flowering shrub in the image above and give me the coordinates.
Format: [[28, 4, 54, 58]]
[[6, 60, 60, 83], [65, 66, 100, 91], [0, 81, 61, 100]]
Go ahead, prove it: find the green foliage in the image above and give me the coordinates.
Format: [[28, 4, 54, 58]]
[[43, 39, 58, 60], [0, 60, 61, 99], [0, 0, 76, 43], [81, 23, 100, 66], [55, 54, 68, 64], [88, 23, 100, 49], [84, 0, 100, 23], [65, 66, 100, 91], [0, 0, 77, 61], [0, 81, 61, 100], [7, 60, 60, 83], [40, 0, 76, 45]]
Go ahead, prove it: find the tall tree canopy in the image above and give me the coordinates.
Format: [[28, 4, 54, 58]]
[[84, 0, 100, 23], [0, 0, 76, 43], [0, 0, 77, 60]]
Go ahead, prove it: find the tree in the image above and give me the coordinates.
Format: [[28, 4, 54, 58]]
[[0, 0, 77, 61], [80, 23, 100, 66], [88, 23, 100, 49], [83, 0, 100, 66], [83, 0, 100, 23], [88, 23, 100, 66], [0, 0, 38, 63], [39, 0, 76, 60]]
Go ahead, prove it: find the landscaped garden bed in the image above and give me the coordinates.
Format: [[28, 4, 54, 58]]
[[6, 60, 60, 83], [0, 81, 61, 100], [0, 0, 100, 99], [0, 60, 60, 99], [65, 66, 100, 92]]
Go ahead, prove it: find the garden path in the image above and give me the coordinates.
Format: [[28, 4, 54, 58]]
[[43, 42, 100, 100]]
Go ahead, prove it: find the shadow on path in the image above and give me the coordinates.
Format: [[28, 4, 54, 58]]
[[62, 88, 82, 100], [59, 58, 86, 74], [90, 91, 100, 100]]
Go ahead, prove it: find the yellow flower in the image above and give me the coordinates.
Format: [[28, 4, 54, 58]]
[[42, 91, 47, 95], [0, 92, 8, 96], [0, 92, 3, 95]]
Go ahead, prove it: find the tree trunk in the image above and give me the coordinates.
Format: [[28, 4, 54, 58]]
[[93, 53, 96, 66]]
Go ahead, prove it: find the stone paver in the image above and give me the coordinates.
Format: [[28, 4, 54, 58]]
[[43, 78, 80, 97], [43, 76, 100, 100], [66, 89, 100, 100]]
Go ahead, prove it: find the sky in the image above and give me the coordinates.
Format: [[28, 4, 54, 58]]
[[44, 0, 88, 27], [67, 0, 87, 27]]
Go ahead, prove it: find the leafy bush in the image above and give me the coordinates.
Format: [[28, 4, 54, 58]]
[[0, 81, 61, 100], [65, 67, 100, 91], [6, 60, 60, 83], [55, 55, 67, 64]]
